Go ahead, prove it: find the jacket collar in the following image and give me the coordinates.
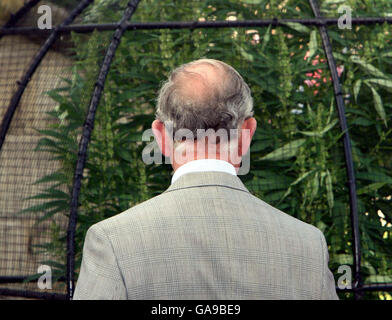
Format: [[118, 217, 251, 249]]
[[171, 159, 237, 184], [164, 171, 250, 194]]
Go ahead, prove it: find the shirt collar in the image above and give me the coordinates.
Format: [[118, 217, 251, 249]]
[[171, 159, 237, 185]]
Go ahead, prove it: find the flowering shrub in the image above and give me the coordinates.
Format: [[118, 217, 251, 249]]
[[304, 52, 344, 95]]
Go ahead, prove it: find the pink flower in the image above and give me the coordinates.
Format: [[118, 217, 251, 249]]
[[313, 72, 321, 79], [311, 55, 320, 66], [337, 65, 344, 77], [304, 79, 317, 87], [303, 52, 345, 90]]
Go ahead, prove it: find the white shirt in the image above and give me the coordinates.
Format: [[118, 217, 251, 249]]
[[171, 159, 237, 184]]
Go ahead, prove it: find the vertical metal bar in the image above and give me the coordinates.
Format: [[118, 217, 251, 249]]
[[0, 0, 95, 152], [66, 0, 141, 300], [308, 0, 362, 299]]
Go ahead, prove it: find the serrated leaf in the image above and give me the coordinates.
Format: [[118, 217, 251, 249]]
[[332, 51, 346, 61], [260, 24, 271, 53], [277, 170, 315, 205], [299, 119, 338, 137], [367, 78, 392, 92], [308, 30, 318, 61], [40, 260, 66, 270], [353, 79, 361, 102], [381, 51, 392, 58], [350, 117, 373, 127], [356, 171, 392, 184], [260, 139, 306, 161], [325, 169, 334, 211], [238, 46, 254, 62], [282, 22, 310, 34], [323, 0, 346, 4], [351, 56, 389, 79], [292, 170, 316, 187], [117, 149, 133, 162], [32, 172, 69, 185], [334, 254, 353, 265], [252, 170, 288, 180], [306, 103, 316, 122], [240, 0, 264, 4], [367, 275, 392, 283], [25, 189, 69, 201], [327, 97, 334, 124], [251, 140, 270, 152], [367, 83, 387, 127], [23, 273, 44, 283], [18, 200, 68, 215], [357, 182, 386, 195], [316, 220, 327, 233], [248, 178, 291, 192], [321, 119, 339, 134], [311, 171, 320, 200], [117, 84, 155, 102], [263, 190, 286, 202], [38, 207, 66, 222]]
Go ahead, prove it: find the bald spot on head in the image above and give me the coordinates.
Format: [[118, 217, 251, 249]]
[[171, 61, 225, 107]]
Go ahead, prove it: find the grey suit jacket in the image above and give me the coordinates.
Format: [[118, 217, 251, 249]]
[[73, 171, 338, 300]]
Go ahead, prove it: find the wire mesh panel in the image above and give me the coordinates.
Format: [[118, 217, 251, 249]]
[[0, 2, 71, 296], [0, 0, 391, 300], [0, 37, 70, 296], [0, 28, 113, 297], [0, 0, 96, 299]]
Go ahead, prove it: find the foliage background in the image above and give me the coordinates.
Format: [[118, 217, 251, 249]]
[[23, 0, 392, 299]]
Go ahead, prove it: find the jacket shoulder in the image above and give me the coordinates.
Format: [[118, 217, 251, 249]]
[[247, 192, 324, 239], [89, 193, 170, 235]]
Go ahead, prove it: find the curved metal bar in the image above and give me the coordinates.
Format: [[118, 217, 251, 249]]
[[1, 17, 392, 35], [0, 0, 94, 152], [66, 0, 141, 300], [0, 275, 65, 284], [0, 288, 66, 300], [337, 283, 392, 293], [308, 0, 362, 299], [1, 0, 41, 29]]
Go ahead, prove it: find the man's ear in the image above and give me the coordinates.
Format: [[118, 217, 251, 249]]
[[152, 120, 172, 157], [238, 117, 257, 156]]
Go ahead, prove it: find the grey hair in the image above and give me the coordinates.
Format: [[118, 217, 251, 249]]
[[155, 59, 254, 141]]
